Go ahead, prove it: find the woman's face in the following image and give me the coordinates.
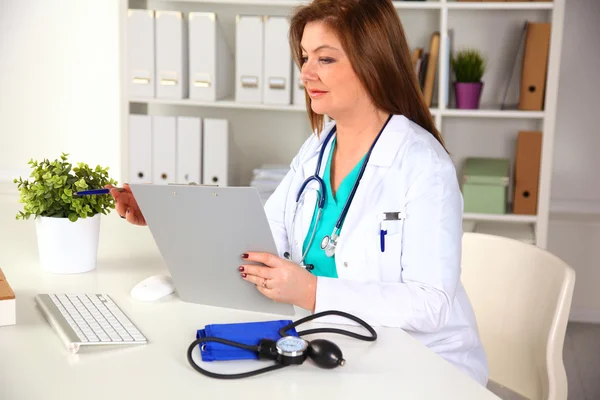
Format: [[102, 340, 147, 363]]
[[300, 21, 367, 119]]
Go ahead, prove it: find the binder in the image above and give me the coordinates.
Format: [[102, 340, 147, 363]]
[[518, 22, 551, 111], [176, 116, 202, 185], [235, 15, 264, 103], [263, 16, 292, 105], [292, 64, 306, 107], [152, 116, 177, 185], [128, 115, 152, 184], [155, 11, 188, 99], [513, 131, 542, 215], [500, 22, 528, 110], [203, 118, 229, 186], [188, 12, 234, 102], [423, 32, 440, 107], [127, 10, 155, 98], [418, 52, 428, 90]]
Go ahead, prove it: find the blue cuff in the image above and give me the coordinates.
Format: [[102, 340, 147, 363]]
[[197, 319, 299, 362]]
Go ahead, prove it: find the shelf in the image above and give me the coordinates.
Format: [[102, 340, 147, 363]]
[[120, 0, 566, 251], [144, 0, 312, 5], [133, 0, 443, 9], [130, 98, 442, 116], [394, 1, 443, 10], [130, 97, 307, 112], [146, 0, 553, 10], [446, 1, 554, 11], [463, 212, 537, 223], [441, 108, 545, 119]]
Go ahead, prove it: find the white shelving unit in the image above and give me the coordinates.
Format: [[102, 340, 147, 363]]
[[120, 0, 565, 249]]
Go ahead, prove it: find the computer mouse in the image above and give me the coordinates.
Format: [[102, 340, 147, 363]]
[[130, 275, 175, 302]]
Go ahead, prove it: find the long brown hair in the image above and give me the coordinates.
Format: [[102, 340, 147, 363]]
[[289, 0, 446, 150]]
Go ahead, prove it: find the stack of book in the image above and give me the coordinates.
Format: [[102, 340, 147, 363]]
[[249, 164, 290, 204]]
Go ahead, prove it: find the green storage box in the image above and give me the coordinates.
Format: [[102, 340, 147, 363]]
[[462, 157, 510, 214]]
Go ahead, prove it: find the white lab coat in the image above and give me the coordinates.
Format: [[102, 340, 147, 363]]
[[264, 114, 489, 386]]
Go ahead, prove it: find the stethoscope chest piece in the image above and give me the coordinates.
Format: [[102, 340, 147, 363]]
[[320, 233, 338, 257], [320, 235, 330, 250]]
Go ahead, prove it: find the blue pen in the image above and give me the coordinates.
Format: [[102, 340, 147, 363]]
[[74, 188, 125, 196], [380, 227, 387, 252]]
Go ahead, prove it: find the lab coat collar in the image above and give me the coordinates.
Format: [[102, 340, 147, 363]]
[[301, 121, 336, 181], [302, 114, 408, 180], [368, 114, 408, 167]]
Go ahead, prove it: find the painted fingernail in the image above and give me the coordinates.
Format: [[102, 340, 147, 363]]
[[241, 253, 248, 259], [120, 215, 125, 219], [238, 266, 244, 272], [241, 273, 247, 278]]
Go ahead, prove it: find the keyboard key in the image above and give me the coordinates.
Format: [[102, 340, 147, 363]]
[[98, 333, 111, 342], [131, 333, 146, 341]]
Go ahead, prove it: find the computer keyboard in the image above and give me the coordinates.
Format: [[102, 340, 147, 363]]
[[35, 293, 147, 353]]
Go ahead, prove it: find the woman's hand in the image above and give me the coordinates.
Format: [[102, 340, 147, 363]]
[[105, 183, 147, 226], [239, 252, 317, 312]]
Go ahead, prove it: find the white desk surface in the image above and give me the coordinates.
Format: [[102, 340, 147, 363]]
[[0, 191, 498, 400]]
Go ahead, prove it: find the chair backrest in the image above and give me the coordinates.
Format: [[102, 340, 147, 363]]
[[460, 232, 575, 400]]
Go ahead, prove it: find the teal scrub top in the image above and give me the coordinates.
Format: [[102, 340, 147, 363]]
[[302, 138, 367, 278]]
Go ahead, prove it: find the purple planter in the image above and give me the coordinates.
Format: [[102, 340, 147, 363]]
[[455, 82, 484, 109]]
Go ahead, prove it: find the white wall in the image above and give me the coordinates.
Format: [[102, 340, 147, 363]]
[[549, 0, 600, 213], [0, 0, 122, 184], [547, 0, 600, 322]]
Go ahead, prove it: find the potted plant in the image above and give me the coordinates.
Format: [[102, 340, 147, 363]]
[[14, 153, 117, 274], [451, 48, 486, 109]]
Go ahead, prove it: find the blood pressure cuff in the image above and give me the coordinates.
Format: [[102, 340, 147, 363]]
[[196, 319, 299, 362]]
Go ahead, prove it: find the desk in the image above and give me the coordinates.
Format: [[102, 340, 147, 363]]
[[0, 191, 498, 399]]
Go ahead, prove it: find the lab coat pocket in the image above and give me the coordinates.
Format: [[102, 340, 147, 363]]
[[371, 214, 404, 283]]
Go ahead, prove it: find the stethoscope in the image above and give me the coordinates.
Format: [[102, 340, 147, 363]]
[[289, 114, 393, 266]]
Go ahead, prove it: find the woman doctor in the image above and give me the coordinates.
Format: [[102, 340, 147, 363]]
[[109, 0, 488, 386]]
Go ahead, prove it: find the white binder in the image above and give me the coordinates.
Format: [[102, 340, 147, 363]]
[[292, 64, 306, 107], [203, 118, 229, 186], [263, 16, 292, 105], [152, 116, 176, 185], [189, 12, 234, 102], [235, 15, 264, 103], [176, 116, 202, 185], [155, 11, 188, 99], [127, 10, 155, 98], [128, 115, 152, 184]]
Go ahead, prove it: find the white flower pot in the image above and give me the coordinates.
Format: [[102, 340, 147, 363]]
[[35, 214, 101, 274]]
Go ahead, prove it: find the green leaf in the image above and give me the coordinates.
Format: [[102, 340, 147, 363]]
[[13, 153, 116, 221], [451, 48, 486, 83]]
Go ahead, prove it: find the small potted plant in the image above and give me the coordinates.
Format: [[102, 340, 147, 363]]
[[14, 153, 117, 274], [451, 48, 486, 109]]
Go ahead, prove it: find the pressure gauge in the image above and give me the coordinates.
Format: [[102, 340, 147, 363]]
[[275, 336, 309, 365]]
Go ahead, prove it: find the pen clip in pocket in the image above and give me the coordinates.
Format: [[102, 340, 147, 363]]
[[380, 211, 405, 234]]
